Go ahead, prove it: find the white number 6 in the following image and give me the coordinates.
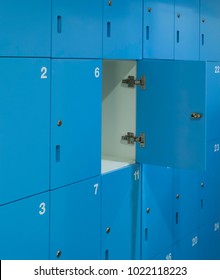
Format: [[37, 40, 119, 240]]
[[39, 202, 46, 215], [94, 67, 100, 78], [41, 67, 48, 79]]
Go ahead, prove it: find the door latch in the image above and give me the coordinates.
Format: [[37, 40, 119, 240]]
[[122, 75, 146, 90], [121, 132, 145, 148], [191, 112, 202, 120]]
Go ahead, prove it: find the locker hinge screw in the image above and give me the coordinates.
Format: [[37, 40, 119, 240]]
[[176, 194, 180, 199], [108, 0, 112, 6], [148, 7, 152, 13], [201, 182, 204, 188], [146, 208, 150, 214], [202, 18, 205, 23], [106, 227, 111, 234], [56, 250, 62, 258], [177, 13, 181, 18], [57, 120, 63, 127]]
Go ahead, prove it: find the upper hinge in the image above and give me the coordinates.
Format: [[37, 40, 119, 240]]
[[122, 75, 146, 90], [121, 132, 145, 148]]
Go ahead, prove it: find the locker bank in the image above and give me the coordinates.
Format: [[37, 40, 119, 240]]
[[0, 0, 220, 260]]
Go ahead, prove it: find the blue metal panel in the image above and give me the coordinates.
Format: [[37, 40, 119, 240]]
[[153, 247, 173, 260], [199, 140, 220, 226], [0, 58, 50, 205], [0, 0, 51, 57], [173, 231, 199, 260], [206, 62, 220, 141], [0, 192, 49, 260], [136, 60, 206, 169], [50, 177, 101, 260], [143, 0, 174, 59], [52, 0, 102, 58], [199, 220, 220, 260], [103, 0, 142, 59], [200, 0, 220, 61], [142, 165, 173, 260], [101, 164, 141, 260], [51, 59, 101, 189], [174, 0, 199, 60], [174, 169, 199, 242]]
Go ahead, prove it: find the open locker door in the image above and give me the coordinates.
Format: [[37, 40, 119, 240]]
[[134, 60, 206, 170]]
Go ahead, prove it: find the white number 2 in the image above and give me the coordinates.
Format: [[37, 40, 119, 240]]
[[94, 67, 100, 78], [41, 67, 48, 79], [39, 202, 46, 215], [94, 184, 99, 195]]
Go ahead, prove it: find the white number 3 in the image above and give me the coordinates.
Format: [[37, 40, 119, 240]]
[[39, 202, 46, 215], [41, 67, 48, 79]]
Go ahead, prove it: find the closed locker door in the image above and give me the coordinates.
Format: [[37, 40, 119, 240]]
[[173, 231, 199, 260], [143, 0, 174, 59], [0, 192, 49, 260], [200, 0, 220, 61], [0, 0, 51, 57], [0, 58, 50, 205], [174, 0, 199, 60], [103, 0, 142, 59], [136, 60, 206, 170], [101, 164, 141, 260], [142, 165, 173, 260], [206, 62, 220, 141], [52, 0, 102, 58], [50, 177, 101, 260], [51, 59, 101, 189], [174, 169, 199, 242], [199, 220, 220, 260]]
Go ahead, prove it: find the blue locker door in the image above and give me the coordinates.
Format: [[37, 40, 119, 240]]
[[0, 0, 51, 57], [199, 140, 220, 226], [52, 0, 102, 58], [51, 59, 101, 189], [199, 220, 220, 260], [142, 165, 173, 260], [200, 1, 220, 61], [174, 169, 199, 242], [143, 0, 174, 59], [0, 192, 49, 260], [136, 60, 205, 169], [103, 0, 142, 59], [101, 164, 141, 260], [206, 62, 220, 141], [50, 177, 101, 260], [174, 0, 199, 60], [173, 231, 199, 260], [0, 58, 50, 205]]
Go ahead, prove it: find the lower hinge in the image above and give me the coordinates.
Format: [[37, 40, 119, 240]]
[[121, 132, 145, 148]]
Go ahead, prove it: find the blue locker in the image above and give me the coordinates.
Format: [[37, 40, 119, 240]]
[[0, 58, 50, 205], [200, 1, 220, 61], [103, 0, 142, 59], [199, 139, 220, 226], [206, 63, 220, 141], [199, 220, 220, 260], [50, 177, 101, 260], [136, 60, 205, 169], [0, 0, 51, 57], [143, 0, 174, 59], [52, 0, 102, 58], [51, 59, 101, 190], [141, 165, 173, 260], [101, 164, 141, 260], [0, 192, 49, 260], [173, 231, 199, 260], [174, 169, 199, 242], [153, 247, 173, 260], [174, 0, 199, 60]]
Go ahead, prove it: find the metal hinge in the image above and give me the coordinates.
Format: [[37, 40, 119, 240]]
[[121, 132, 145, 148], [122, 75, 146, 90]]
